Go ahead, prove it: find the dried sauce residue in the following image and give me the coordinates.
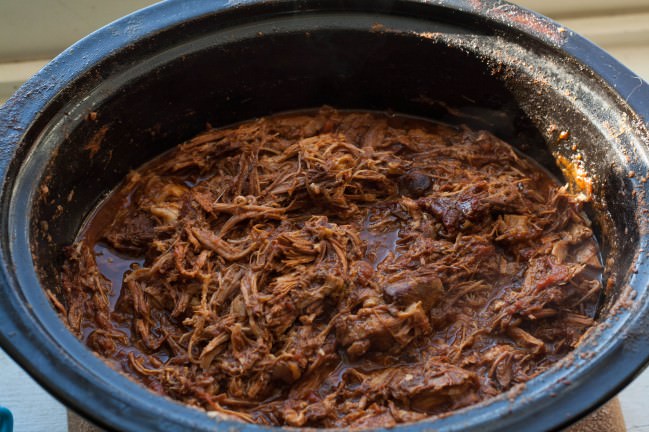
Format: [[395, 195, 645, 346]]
[[83, 124, 109, 159], [56, 108, 602, 428], [555, 154, 593, 199]]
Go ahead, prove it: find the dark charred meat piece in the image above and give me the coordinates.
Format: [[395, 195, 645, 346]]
[[399, 170, 432, 197], [382, 274, 443, 309], [56, 108, 602, 429], [417, 183, 488, 231]]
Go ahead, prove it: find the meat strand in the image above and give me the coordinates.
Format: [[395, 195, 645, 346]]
[[57, 108, 602, 429]]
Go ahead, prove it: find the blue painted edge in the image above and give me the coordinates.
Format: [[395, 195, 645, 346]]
[[0, 407, 13, 432]]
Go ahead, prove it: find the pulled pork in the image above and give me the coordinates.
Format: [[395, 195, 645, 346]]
[[58, 108, 602, 428]]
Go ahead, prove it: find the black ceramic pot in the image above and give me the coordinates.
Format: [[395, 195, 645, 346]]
[[1, 1, 649, 431]]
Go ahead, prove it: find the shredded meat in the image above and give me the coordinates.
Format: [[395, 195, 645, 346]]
[[57, 108, 602, 428]]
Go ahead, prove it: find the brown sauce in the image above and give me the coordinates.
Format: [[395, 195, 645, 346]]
[[93, 243, 144, 310], [56, 108, 603, 428]]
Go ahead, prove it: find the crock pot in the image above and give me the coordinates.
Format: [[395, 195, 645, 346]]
[[1, 1, 649, 431]]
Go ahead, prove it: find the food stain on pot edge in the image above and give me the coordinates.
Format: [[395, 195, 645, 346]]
[[82, 124, 109, 159]]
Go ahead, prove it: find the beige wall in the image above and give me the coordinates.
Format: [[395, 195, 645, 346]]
[[0, 0, 157, 62], [1, 1, 649, 98], [0, 1, 647, 62]]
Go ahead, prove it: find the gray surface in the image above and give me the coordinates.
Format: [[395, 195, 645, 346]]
[[0, 348, 67, 432], [620, 371, 649, 432]]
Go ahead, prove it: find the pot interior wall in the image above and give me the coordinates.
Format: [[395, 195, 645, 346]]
[[28, 16, 639, 403]]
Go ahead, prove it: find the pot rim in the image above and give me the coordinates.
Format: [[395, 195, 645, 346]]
[[1, 1, 649, 431]]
